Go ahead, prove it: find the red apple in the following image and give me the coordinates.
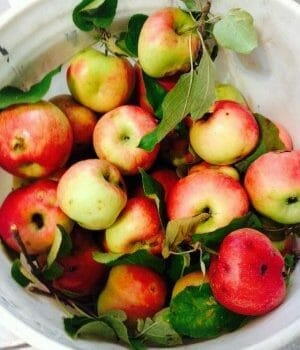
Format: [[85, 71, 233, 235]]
[[104, 197, 164, 255], [275, 122, 293, 151], [190, 101, 259, 165], [0, 179, 74, 254], [209, 228, 286, 316], [50, 94, 98, 152], [67, 48, 135, 113], [93, 105, 160, 175], [167, 170, 249, 234], [0, 101, 73, 178], [53, 226, 106, 297], [97, 264, 167, 325], [244, 150, 300, 224], [132, 167, 179, 200]]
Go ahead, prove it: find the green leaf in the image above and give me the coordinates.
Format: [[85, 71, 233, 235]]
[[116, 14, 148, 57], [162, 213, 209, 258], [73, 0, 118, 31], [42, 262, 64, 281], [93, 249, 165, 274], [136, 308, 182, 346], [0, 67, 61, 110], [235, 114, 285, 173], [139, 169, 166, 227], [170, 284, 246, 338], [139, 71, 194, 151], [129, 339, 147, 350], [142, 72, 168, 119], [166, 253, 191, 282], [213, 8, 258, 54], [192, 212, 263, 246], [99, 310, 130, 344], [190, 44, 216, 119], [11, 259, 30, 287], [180, 0, 205, 11]]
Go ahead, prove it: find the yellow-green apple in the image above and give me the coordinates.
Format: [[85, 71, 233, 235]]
[[53, 226, 106, 297], [57, 159, 127, 230], [215, 83, 248, 106], [138, 7, 201, 78], [189, 161, 240, 180], [0, 101, 73, 179], [50, 94, 98, 153], [93, 105, 160, 175], [275, 122, 293, 151], [104, 197, 164, 255], [97, 264, 167, 325], [209, 228, 286, 316], [132, 167, 179, 201], [244, 150, 300, 224], [0, 179, 74, 255], [172, 271, 209, 298], [167, 170, 249, 234], [190, 101, 259, 165], [66, 48, 135, 113]]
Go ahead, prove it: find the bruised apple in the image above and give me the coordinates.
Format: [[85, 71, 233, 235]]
[[0, 180, 73, 254], [97, 265, 167, 325], [53, 227, 106, 297], [67, 48, 135, 113], [57, 159, 127, 230], [209, 228, 286, 316], [167, 170, 249, 234], [0, 101, 73, 178], [104, 197, 164, 255], [93, 105, 160, 175]]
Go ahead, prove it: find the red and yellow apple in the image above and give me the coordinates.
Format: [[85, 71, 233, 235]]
[[93, 105, 160, 175], [50, 94, 98, 152], [104, 197, 164, 255], [189, 161, 240, 180], [167, 170, 249, 234], [138, 7, 201, 78], [0, 179, 74, 254], [57, 159, 127, 230], [97, 264, 167, 325], [209, 228, 286, 316], [172, 271, 209, 298], [190, 101, 259, 165], [245, 150, 300, 224], [67, 48, 135, 113], [0, 101, 73, 178]]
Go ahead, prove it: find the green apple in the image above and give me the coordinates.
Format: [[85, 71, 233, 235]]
[[138, 7, 201, 78], [215, 83, 248, 106], [57, 159, 127, 230], [67, 48, 135, 113]]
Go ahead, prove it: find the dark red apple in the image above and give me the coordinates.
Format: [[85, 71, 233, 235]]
[[0, 179, 73, 254], [209, 228, 286, 316], [53, 226, 106, 297]]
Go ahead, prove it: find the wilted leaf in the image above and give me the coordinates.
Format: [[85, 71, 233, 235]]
[[162, 213, 209, 258]]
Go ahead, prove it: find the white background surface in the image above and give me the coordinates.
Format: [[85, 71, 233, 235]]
[[0, 0, 300, 349]]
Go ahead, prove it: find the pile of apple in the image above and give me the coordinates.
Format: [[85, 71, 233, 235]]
[[0, 5, 299, 344]]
